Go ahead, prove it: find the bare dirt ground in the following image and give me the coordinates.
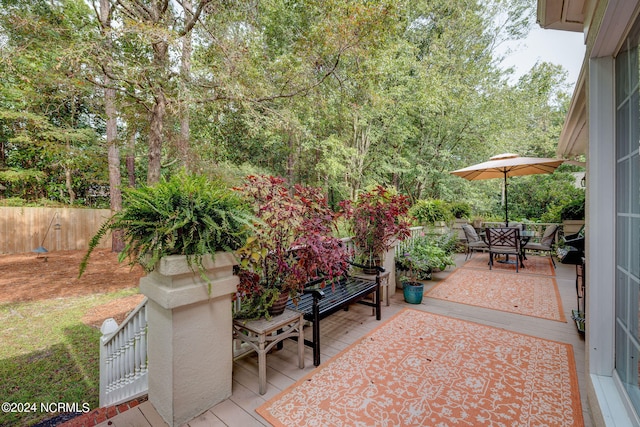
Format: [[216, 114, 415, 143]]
[[0, 248, 145, 327]]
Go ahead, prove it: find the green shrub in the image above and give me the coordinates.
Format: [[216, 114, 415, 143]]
[[431, 232, 458, 256], [560, 196, 585, 220], [0, 197, 30, 206], [409, 199, 452, 225], [449, 202, 471, 219], [395, 232, 456, 280], [540, 205, 564, 223]]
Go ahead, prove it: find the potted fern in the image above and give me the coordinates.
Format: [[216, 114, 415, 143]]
[[79, 171, 256, 426], [409, 199, 453, 235], [79, 170, 253, 282]]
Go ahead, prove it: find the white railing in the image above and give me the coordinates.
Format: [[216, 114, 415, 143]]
[[341, 226, 426, 261], [395, 226, 425, 256], [99, 297, 149, 407]]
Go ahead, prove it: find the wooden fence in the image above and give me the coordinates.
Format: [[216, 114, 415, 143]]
[[0, 207, 112, 254]]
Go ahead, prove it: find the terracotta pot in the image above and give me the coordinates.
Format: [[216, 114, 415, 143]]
[[268, 291, 289, 316]]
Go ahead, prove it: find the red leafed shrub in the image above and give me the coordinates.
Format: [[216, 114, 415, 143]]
[[340, 185, 412, 265], [234, 175, 348, 319]]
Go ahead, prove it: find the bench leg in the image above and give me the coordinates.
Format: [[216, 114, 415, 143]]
[[297, 315, 305, 369], [313, 314, 321, 366], [372, 279, 389, 314], [375, 286, 381, 321]]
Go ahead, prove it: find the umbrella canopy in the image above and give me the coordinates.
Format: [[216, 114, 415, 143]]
[[450, 153, 565, 225]]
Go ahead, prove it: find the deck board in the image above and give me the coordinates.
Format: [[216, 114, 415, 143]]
[[100, 254, 594, 426]]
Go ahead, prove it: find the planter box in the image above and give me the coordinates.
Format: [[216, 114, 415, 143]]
[[140, 252, 238, 427], [382, 245, 397, 299], [452, 218, 469, 240], [562, 220, 585, 236], [429, 221, 450, 235]]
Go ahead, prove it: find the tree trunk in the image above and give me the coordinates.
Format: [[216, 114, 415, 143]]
[[178, 0, 193, 171], [348, 114, 370, 199], [147, 86, 165, 185], [126, 131, 136, 187], [146, 1, 170, 184], [100, 0, 124, 252], [64, 166, 76, 204], [113, 0, 210, 184]]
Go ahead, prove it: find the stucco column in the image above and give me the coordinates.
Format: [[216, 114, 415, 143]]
[[140, 252, 238, 427], [383, 243, 397, 296]]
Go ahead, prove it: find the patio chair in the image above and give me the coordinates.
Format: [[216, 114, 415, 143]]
[[485, 227, 521, 272], [461, 224, 488, 260], [523, 224, 559, 268]]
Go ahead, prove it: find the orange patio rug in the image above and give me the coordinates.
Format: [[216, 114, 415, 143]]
[[426, 266, 566, 322], [256, 309, 583, 427], [463, 253, 555, 276]]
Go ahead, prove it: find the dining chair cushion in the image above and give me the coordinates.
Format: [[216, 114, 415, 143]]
[[539, 225, 559, 247], [468, 240, 488, 249], [462, 224, 480, 242], [522, 225, 558, 269]]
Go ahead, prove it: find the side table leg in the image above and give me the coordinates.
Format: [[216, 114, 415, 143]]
[[384, 277, 390, 306], [258, 334, 267, 395]]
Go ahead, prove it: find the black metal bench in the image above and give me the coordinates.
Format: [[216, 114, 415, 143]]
[[287, 264, 382, 366]]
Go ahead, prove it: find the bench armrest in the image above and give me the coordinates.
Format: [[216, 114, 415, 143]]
[[301, 277, 327, 299], [303, 288, 325, 298]]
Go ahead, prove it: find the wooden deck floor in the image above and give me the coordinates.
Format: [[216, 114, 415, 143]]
[[96, 254, 593, 427]]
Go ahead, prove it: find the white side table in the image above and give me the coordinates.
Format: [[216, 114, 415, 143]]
[[232, 308, 304, 394]]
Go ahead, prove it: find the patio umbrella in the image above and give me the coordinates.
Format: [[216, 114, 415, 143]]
[[450, 153, 565, 226]]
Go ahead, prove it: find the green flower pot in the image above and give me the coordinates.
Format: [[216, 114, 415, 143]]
[[403, 281, 424, 304]]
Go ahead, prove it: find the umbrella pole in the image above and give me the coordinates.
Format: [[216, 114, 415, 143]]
[[504, 172, 509, 226]]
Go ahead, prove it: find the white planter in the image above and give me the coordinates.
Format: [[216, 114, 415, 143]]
[[562, 219, 585, 236], [452, 218, 469, 240], [140, 252, 238, 427], [430, 221, 449, 235], [382, 245, 396, 299]]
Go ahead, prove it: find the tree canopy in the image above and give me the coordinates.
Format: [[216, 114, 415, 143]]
[[0, 0, 583, 221]]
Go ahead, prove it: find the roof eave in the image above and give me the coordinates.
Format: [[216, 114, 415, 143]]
[[557, 65, 588, 157], [537, 0, 586, 32]]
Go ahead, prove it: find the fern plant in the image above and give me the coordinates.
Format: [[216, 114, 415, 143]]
[[79, 171, 253, 277], [409, 199, 453, 225]]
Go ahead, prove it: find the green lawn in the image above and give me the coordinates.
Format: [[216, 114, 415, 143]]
[[0, 288, 140, 427]]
